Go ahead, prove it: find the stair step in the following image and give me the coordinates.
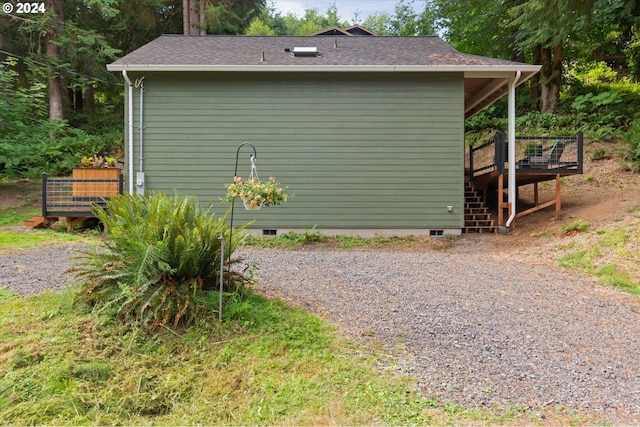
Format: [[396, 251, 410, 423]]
[[463, 182, 496, 233], [24, 216, 47, 228]]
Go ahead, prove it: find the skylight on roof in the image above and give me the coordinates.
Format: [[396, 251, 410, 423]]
[[292, 47, 318, 57]]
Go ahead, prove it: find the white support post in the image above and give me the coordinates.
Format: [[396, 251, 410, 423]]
[[506, 71, 521, 229]]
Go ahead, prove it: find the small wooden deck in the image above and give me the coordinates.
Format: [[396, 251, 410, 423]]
[[26, 172, 124, 231], [466, 131, 583, 228]]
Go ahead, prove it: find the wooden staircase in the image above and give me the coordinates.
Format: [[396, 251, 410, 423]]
[[464, 182, 497, 233]]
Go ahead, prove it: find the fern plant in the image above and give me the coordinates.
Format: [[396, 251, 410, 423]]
[[71, 192, 249, 329], [624, 119, 640, 171]]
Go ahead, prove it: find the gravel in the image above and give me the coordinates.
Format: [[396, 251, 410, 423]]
[[1, 240, 639, 424], [0, 243, 89, 295]]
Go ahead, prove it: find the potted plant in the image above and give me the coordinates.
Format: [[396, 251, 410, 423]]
[[73, 154, 121, 198], [224, 176, 290, 210]]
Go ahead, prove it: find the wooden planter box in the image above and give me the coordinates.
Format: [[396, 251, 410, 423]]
[[72, 168, 121, 199]]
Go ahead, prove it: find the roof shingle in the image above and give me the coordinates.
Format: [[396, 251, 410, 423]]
[[108, 35, 532, 69]]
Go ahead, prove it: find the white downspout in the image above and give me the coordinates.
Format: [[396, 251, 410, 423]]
[[505, 70, 522, 229], [136, 77, 145, 173], [122, 70, 134, 194]]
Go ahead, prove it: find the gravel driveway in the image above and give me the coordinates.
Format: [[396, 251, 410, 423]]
[[1, 240, 639, 424]]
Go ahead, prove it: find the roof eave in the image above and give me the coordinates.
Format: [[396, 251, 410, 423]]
[[106, 63, 542, 74]]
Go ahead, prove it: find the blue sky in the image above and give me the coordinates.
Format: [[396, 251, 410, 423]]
[[267, 0, 423, 22]]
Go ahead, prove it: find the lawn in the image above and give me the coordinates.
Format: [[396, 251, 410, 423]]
[[0, 182, 603, 425]]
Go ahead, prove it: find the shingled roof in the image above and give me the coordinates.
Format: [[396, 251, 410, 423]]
[[109, 35, 531, 69], [107, 35, 541, 118]]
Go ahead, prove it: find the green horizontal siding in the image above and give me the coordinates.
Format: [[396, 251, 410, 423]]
[[128, 71, 464, 230]]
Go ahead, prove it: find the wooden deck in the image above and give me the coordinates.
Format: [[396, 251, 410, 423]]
[[466, 132, 583, 228], [25, 172, 124, 231]]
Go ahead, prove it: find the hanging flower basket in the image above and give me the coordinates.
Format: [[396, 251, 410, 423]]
[[242, 197, 263, 210], [225, 176, 290, 210]]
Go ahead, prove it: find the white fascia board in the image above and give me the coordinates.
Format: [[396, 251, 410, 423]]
[[107, 63, 543, 74]]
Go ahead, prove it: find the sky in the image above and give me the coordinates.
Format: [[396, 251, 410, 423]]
[[267, 0, 422, 22]]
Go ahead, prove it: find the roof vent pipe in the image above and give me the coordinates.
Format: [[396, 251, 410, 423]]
[[261, 51, 265, 62], [334, 39, 338, 49]]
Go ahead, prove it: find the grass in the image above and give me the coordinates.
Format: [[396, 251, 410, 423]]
[[244, 229, 454, 251], [0, 179, 98, 252], [0, 229, 90, 252], [0, 183, 621, 424], [0, 288, 595, 425], [0, 179, 40, 227], [244, 227, 326, 249], [561, 218, 591, 235], [557, 217, 640, 295]]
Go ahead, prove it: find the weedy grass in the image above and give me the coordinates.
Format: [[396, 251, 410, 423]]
[[243, 227, 326, 249], [0, 180, 40, 227], [0, 229, 89, 252], [557, 218, 640, 295], [244, 230, 453, 251], [0, 207, 40, 227], [0, 288, 599, 425], [333, 234, 414, 249], [561, 218, 591, 234]]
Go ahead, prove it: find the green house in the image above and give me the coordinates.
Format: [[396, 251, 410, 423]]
[[107, 35, 539, 237]]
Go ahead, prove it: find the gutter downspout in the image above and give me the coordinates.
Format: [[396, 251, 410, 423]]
[[136, 77, 145, 173], [122, 70, 134, 194], [505, 70, 522, 229]]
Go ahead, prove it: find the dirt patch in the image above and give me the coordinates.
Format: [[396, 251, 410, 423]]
[[0, 179, 41, 212]]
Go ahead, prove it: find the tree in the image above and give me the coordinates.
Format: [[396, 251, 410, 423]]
[[182, 0, 265, 35], [4, 0, 121, 121], [245, 17, 276, 35], [510, 0, 595, 112], [390, 0, 436, 36], [434, 0, 515, 59], [45, 0, 64, 120]]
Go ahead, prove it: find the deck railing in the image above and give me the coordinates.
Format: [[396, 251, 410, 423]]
[[42, 172, 124, 217], [467, 131, 583, 179]]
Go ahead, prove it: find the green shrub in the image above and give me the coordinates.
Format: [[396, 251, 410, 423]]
[[71, 192, 249, 330], [587, 147, 609, 161], [624, 118, 640, 171], [0, 57, 123, 179]]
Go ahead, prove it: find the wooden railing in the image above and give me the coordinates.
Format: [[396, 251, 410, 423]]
[[42, 172, 124, 217], [467, 131, 583, 179]]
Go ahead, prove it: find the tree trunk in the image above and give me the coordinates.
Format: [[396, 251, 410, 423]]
[[45, 0, 64, 120], [548, 42, 563, 111], [183, 0, 202, 35], [85, 85, 95, 115], [183, 0, 190, 34], [529, 44, 541, 110], [199, 0, 206, 35], [539, 42, 563, 113], [539, 46, 551, 112]]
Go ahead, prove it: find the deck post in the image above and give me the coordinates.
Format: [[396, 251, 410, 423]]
[[468, 145, 474, 181], [118, 172, 125, 195], [555, 174, 561, 220], [534, 182, 539, 206], [497, 173, 512, 226], [41, 173, 47, 217], [497, 174, 503, 225], [577, 131, 584, 174]]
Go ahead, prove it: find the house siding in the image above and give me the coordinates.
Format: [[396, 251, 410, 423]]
[[128, 71, 464, 231]]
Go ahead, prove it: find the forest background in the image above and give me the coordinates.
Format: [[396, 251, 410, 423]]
[[1, 0, 640, 178]]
